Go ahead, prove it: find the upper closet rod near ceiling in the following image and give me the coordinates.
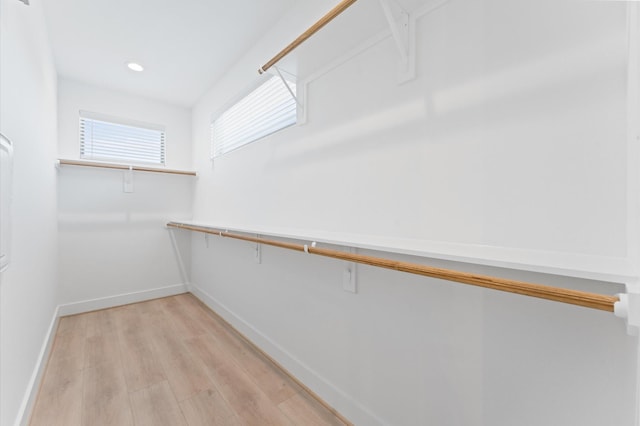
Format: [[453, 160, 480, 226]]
[[258, 0, 359, 74], [166, 222, 619, 312], [57, 159, 197, 176]]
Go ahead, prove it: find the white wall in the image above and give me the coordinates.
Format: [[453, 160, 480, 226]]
[[189, 0, 638, 424], [0, 0, 59, 425], [57, 79, 193, 310]]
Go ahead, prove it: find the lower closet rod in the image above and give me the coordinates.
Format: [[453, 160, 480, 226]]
[[166, 222, 619, 312]]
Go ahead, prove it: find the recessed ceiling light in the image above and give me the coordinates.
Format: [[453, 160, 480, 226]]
[[127, 62, 144, 72]]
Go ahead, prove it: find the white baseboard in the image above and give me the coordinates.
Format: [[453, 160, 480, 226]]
[[58, 283, 189, 316], [189, 283, 384, 426], [16, 306, 59, 426]]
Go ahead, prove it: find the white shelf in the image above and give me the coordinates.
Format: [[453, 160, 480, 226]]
[[170, 220, 635, 284]]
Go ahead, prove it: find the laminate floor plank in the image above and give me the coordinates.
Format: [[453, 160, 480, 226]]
[[29, 364, 83, 426], [85, 308, 118, 338], [234, 344, 301, 404], [30, 313, 89, 426], [158, 295, 208, 339], [129, 381, 188, 426], [82, 361, 134, 426], [115, 304, 149, 344], [57, 314, 87, 336], [119, 338, 167, 392], [185, 333, 294, 426], [145, 307, 214, 401], [177, 295, 248, 354], [29, 294, 349, 426], [133, 298, 165, 318], [179, 388, 239, 426], [85, 332, 121, 369], [114, 304, 167, 392], [49, 316, 87, 368]]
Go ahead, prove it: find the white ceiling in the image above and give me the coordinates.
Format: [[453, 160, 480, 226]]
[[42, 0, 296, 107]]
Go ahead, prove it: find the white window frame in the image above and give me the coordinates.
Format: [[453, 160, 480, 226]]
[[210, 73, 299, 159], [79, 111, 166, 165]]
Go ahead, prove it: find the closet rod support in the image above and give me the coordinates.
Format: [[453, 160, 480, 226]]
[[274, 66, 302, 109], [378, 0, 409, 65]]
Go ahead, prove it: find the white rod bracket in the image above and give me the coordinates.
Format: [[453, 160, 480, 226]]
[[123, 166, 134, 193], [378, 0, 415, 83], [274, 66, 302, 109], [255, 234, 262, 264], [379, 0, 408, 63], [343, 247, 357, 293]]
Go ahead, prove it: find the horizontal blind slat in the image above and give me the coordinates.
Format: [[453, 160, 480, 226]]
[[212, 76, 297, 158], [221, 105, 296, 146], [80, 115, 165, 165]]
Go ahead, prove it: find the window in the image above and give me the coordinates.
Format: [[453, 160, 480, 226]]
[[80, 111, 166, 165], [211, 75, 297, 158]]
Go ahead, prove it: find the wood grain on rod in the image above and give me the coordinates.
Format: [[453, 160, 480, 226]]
[[167, 222, 619, 312], [59, 159, 197, 176], [259, 0, 359, 74]]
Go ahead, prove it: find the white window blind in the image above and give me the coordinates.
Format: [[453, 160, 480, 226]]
[[211, 75, 297, 158], [80, 112, 166, 165]]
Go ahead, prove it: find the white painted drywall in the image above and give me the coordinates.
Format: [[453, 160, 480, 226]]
[[57, 79, 193, 307], [0, 0, 59, 425], [189, 0, 638, 424]]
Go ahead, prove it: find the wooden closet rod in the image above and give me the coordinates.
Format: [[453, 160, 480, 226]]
[[167, 222, 619, 312], [58, 159, 197, 176], [258, 0, 359, 74]]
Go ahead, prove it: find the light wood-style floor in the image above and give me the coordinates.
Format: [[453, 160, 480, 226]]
[[29, 293, 348, 426]]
